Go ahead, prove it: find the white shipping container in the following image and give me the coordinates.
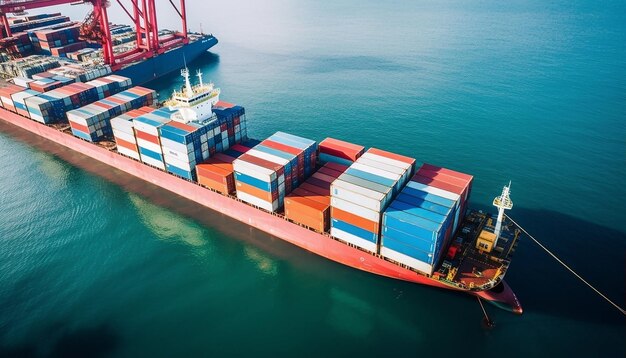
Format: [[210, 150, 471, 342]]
[[331, 197, 381, 223], [164, 155, 194, 172], [350, 162, 402, 184], [331, 178, 386, 203], [236, 191, 279, 212], [140, 154, 165, 170], [380, 247, 434, 275], [406, 180, 460, 202], [113, 129, 136, 144], [247, 148, 289, 166], [133, 120, 162, 136], [118, 146, 140, 160], [233, 159, 279, 183], [361, 152, 412, 172], [136, 138, 163, 154], [111, 116, 134, 133], [356, 155, 409, 184], [331, 227, 377, 253], [160, 137, 189, 155], [331, 183, 385, 213]]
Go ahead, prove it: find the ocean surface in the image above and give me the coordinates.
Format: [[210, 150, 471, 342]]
[[1, 0, 625, 356]]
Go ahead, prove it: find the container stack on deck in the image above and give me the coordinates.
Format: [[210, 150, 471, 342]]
[[111, 107, 155, 160], [330, 147, 415, 253], [0, 84, 27, 112], [132, 108, 176, 169], [67, 86, 156, 142], [233, 132, 316, 213], [196, 152, 244, 195], [380, 164, 473, 275], [23, 75, 131, 124], [285, 162, 348, 232], [159, 120, 212, 180], [0, 55, 60, 78]]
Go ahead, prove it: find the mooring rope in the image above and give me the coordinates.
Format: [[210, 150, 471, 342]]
[[506, 214, 626, 316]]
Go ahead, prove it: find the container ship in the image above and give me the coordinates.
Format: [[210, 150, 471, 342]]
[[0, 6, 523, 314]]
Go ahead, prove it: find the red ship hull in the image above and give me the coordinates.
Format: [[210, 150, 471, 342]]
[[0, 108, 522, 314]]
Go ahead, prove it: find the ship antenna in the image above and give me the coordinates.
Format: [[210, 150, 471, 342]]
[[196, 69, 204, 87], [492, 182, 513, 246], [181, 67, 193, 97]]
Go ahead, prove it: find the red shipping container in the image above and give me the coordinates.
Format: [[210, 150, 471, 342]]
[[316, 167, 343, 179], [323, 162, 349, 173], [69, 121, 89, 134], [306, 177, 331, 190], [299, 182, 330, 196], [213, 152, 237, 164], [311, 172, 337, 183], [319, 137, 365, 161], [135, 130, 160, 145]]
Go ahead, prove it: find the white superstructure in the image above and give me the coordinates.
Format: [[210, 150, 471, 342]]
[[165, 68, 220, 123]]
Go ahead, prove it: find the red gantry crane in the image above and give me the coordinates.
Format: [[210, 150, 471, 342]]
[[0, 0, 190, 70]]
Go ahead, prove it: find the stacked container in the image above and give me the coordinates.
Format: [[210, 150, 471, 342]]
[[319, 137, 365, 166], [111, 107, 155, 160], [10, 89, 40, 117], [0, 84, 27, 112], [330, 148, 415, 253], [33, 24, 80, 54], [24, 81, 106, 124], [379, 164, 472, 275], [196, 152, 241, 195], [212, 101, 247, 149], [232, 141, 288, 212], [67, 86, 156, 142], [285, 162, 348, 232], [266, 132, 317, 182], [133, 108, 176, 169], [159, 120, 213, 180]]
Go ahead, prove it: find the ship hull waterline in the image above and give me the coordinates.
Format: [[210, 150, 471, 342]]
[[0, 108, 522, 314]]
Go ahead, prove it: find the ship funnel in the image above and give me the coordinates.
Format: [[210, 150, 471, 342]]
[[492, 182, 513, 247]]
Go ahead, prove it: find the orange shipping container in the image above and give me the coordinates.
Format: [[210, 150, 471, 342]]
[[236, 181, 276, 202], [290, 188, 330, 206], [285, 206, 328, 232], [196, 163, 234, 187], [198, 175, 232, 195], [331, 206, 380, 234]]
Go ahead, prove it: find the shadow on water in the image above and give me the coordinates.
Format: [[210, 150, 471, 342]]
[[503, 207, 625, 325], [1, 120, 625, 326], [0, 323, 118, 358]]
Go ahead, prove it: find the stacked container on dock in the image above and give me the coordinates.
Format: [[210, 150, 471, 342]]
[[379, 164, 472, 275], [0, 55, 60, 78], [133, 108, 177, 169], [111, 107, 155, 160], [319, 137, 365, 166], [32, 23, 81, 55], [330, 147, 415, 253], [196, 152, 241, 195], [284, 162, 348, 232], [67, 86, 156, 142]]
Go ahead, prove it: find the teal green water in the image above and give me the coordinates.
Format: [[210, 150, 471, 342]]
[[1, 1, 625, 356]]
